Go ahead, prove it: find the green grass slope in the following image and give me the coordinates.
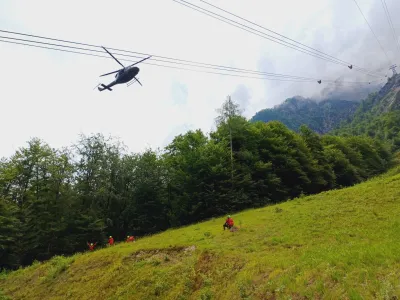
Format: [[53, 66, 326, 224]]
[[2, 168, 400, 299]]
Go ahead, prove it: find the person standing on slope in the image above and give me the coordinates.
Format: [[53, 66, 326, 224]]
[[223, 215, 234, 230], [87, 242, 97, 251], [108, 236, 114, 246]]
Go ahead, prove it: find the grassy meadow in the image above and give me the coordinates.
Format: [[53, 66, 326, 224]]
[[1, 167, 400, 299]]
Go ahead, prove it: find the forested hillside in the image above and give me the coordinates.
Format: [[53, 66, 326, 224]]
[[251, 96, 359, 134], [2, 164, 400, 299], [251, 75, 400, 144], [333, 74, 400, 150], [0, 98, 392, 271]]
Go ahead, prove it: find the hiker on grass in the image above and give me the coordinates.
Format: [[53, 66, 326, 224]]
[[223, 215, 234, 230], [108, 236, 114, 246], [126, 235, 135, 243], [87, 242, 97, 251]]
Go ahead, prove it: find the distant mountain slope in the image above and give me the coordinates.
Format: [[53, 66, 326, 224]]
[[356, 74, 400, 115], [333, 74, 400, 149], [251, 96, 359, 134]]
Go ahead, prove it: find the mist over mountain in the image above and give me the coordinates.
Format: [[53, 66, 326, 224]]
[[314, 76, 383, 101], [333, 74, 400, 149], [250, 79, 385, 133], [250, 97, 358, 134]]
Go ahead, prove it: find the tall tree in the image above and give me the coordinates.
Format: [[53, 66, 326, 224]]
[[300, 125, 335, 192], [0, 198, 20, 270], [164, 130, 211, 225], [216, 96, 242, 180], [128, 150, 169, 235], [73, 133, 124, 247]]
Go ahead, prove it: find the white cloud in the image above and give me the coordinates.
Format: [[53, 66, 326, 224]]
[[0, 0, 398, 157]]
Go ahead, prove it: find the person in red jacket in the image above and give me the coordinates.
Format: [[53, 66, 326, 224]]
[[126, 235, 135, 242], [108, 236, 114, 246], [223, 215, 234, 230], [87, 242, 97, 251]]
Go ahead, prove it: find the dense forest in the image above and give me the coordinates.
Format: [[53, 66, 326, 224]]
[[0, 97, 393, 271]]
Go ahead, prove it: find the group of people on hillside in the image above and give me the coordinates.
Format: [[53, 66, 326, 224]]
[[87, 235, 135, 251], [87, 215, 235, 252]]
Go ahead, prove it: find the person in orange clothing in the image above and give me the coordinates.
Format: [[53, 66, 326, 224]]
[[223, 215, 234, 230], [126, 235, 135, 242], [108, 236, 114, 246], [87, 242, 97, 251]]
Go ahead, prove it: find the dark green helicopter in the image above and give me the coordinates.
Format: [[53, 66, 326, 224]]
[[97, 46, 151, 91]]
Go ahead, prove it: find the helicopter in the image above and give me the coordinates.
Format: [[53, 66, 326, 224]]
[[96, 46, 151, 91]]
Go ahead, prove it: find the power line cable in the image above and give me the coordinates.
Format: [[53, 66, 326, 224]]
[[0, 29, 329, 80], [173, 0, 352, 68], [0, 35, 320, 81], [380, 0, 400, 54], [173, 0, 384, 78], [352, 0, 392, 65], [0, 39, 316, 82], [0, 30, 376, 83], [198, 0, 381, 75], [0, 38, 378, 85], [382, 0, 398, 49], [0, 36, 318, 80], [0, 28, 384, 84]]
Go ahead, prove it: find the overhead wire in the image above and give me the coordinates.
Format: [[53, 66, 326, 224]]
[[198, 0, 381, 75], [0, 29, 329, 80], [172, 0, 352, 69], [351, 0, 392, 65], [0, 39, 320, 83], [380, 0, 400, 54], [0, 35, 319, 81], [0, 38, 380, 86], [172, 0, 384, 78], [0, 30, 380, 85], [194, 1, 386, 84]]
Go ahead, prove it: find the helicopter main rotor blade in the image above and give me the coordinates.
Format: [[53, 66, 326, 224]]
[[129, 56, 152, 67], [101, 46, 125, 68], [99, 68, 122, 77]]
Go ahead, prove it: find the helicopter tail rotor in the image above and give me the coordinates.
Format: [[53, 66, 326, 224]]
[[97, 84, 113, 91]]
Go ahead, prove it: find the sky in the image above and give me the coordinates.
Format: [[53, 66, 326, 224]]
[[0, 0, 399, 157]]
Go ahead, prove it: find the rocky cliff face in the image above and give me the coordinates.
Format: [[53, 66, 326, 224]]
[[372, 74, 400, 113], [251, 74, 400, 134], [251, 96, 359, 134]]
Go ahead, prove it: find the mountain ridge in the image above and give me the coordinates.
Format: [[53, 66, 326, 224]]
[[332, 74, 400, 150], [251, 96, 359, 134], [250, 75, 400, 134]]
